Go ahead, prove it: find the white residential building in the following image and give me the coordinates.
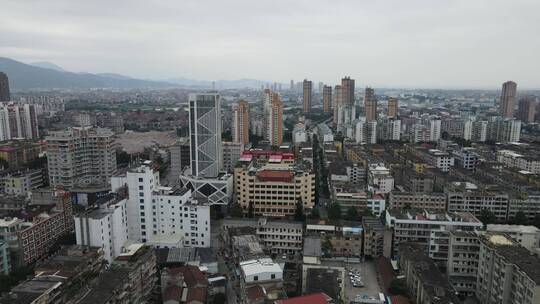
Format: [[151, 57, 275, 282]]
[[453, 147, 478, 170], [354, 119, 365, 144], [472, 121, 488, 142], [426, 149, 454, 172], [365, 121, 377, 144], [367, 196, 386, 216], [463, 119, 473, 140], [410, 124, 430, 143], [317, 123, 334, 142], [292, 124, 307, 145], [74, 196, 129, 262], [385, 209, 483, 262], [429, 119, 442, 141], [240, 257, 283, 283], [497, 150, 540, 174], [367, 164, 394, 194], [0, 103, 39, 141], [113, 163, 211, 248], [378, 118, 401, 141]]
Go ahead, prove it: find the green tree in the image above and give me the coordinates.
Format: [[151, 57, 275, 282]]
[[116, 150, 130, 167], [513, 211, 529, 225], [309, 208, 320, 220], [389, 278, 408, 296], [0, 158, 9, 169], [345, 207, 359, 221], [221, 130, 232, 141], [533, 214, 540, 229], [28, 156, 47, 169], [212, 293, 227, 304], [294, 200, 305, 222], [228, 204, 244, 218], [478, 209, 497, 227], [321, 236, 333, 256], [328, 203, 342, 221], [0, 266, 34, 293], [248, 201, 254, 218]]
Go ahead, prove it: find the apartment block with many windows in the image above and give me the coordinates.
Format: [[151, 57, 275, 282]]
[[235, 151, 315, 218]]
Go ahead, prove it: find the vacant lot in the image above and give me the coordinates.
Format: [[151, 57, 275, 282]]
[[116, 130, 178, 153]]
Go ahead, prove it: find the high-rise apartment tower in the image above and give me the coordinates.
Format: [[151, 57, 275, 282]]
[[232, 100, 250, 145], [365, 87, 377, 122], [500, 81, 517, 118], [323, 85, 332, 113], [303, 79, 312, 113], [388, 98, 398, 118], [0, 72, 9, 102]]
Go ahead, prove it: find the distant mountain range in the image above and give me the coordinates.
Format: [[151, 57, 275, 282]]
[[0, 57, 268, 90]]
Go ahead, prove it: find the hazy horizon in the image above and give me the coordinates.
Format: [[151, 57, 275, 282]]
[[1, 0, 539, 89]]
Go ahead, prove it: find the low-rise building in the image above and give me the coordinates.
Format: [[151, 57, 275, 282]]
[[389, 191, 446, 211], [362, 217, 392, 259], [497, 149, 540, 174], [486, 224, 540, 251], [2, 169, 43, 197], [367, 163, 394, 194], [292, 124, 308, 145], [5, 191, 74, 266], [222, 218, 303, 255], [317, 123, 334, 142], [447, 231, 480, 298], [239, 258, 284, 303], [399, 242, 461, 304], [385, 209, 483, 265], [453, 147, 479, 170], [0, 245, 105, 304], [161, 265, 208, 304], [0, 195, 26, 213], [446, 187, 509, 221], [306, 221, 363, 257]]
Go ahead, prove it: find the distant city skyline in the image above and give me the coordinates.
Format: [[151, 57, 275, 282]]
[[1, 0, 540, 89]]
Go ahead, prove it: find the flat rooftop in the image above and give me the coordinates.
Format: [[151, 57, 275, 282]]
[[483, 234, 540, 284], [487, 224, 540, 234], [303, 236, 322, 257]]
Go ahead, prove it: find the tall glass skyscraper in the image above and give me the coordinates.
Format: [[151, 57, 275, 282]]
[[189, 93, 222, 177]]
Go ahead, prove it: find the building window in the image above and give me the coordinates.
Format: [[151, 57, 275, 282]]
[[254, 276, 258, 281], [139, 178, 143, 182]]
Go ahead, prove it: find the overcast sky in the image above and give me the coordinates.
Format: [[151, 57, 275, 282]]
[[1, 0, 539, 89]]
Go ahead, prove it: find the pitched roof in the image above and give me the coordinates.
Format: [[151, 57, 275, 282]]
[[186, 287, 206, 303], [274, 293, 332, 304], [162, 286, 182, 302], [167, 266, 208, 287]]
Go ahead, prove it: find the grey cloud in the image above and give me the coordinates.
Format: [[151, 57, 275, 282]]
[[0, 0, 539, 88]]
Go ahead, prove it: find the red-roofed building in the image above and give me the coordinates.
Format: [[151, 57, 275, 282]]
[[235, 149, 315, 218], [161, 266, 208, 304], [246, 285, 267, 304], [274, 292, 333, 304], [256, 170, 294, 183], [162, 286, 182, 304], [389, 295, 410, 304]]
